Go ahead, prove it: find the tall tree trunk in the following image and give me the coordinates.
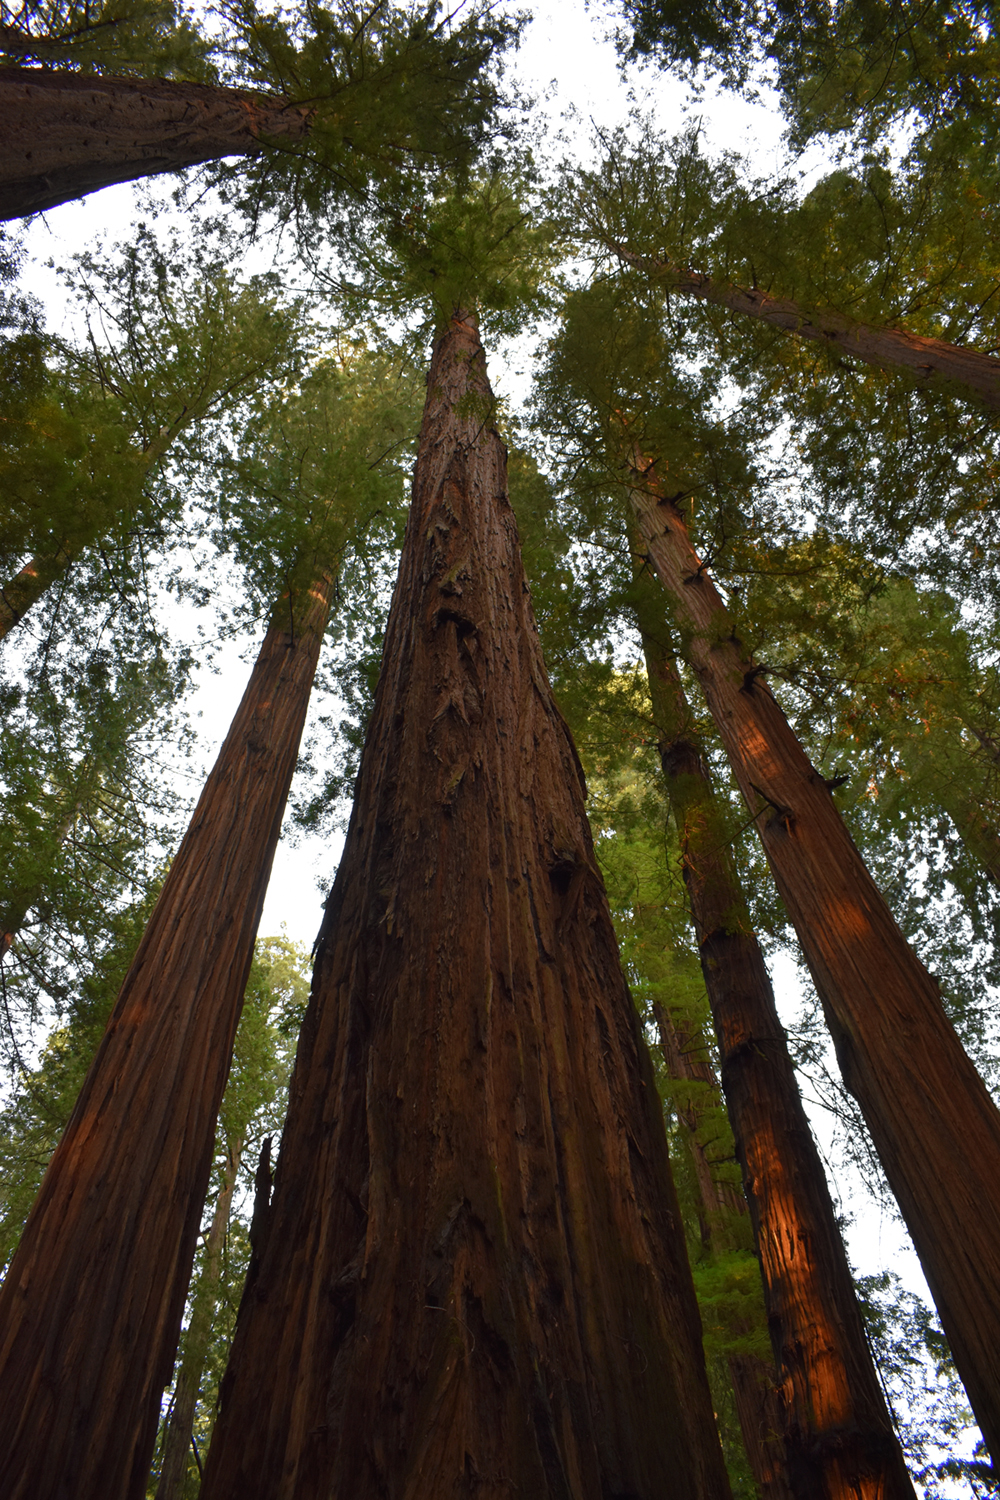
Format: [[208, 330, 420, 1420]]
[[155, 1135, 245, 1500], [0, 572, 330, 1500], [0, 66, 310, 219], [201, 313, 733, 1500], [652, 1002, 793, 1500], [640, 617, 914, 1498], [630, 459, 1000, 1466], [612, 247, 1000, 413]]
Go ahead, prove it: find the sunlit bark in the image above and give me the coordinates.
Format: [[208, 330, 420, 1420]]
[[630, 461, 1000, 1465], [0, 574, 329, 1500], [201, 314, 733, 1500], [640, 616, 914, 1497], [0, 546, 71, 639]]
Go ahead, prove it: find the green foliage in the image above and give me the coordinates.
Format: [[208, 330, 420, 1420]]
[[210, 0, 524, 234], [209, 333, 421, 613], [354, 170, 557, 336], [616, 0, 1000, 173], [0, 0, 215, 77], [857, 1270, 1000, 1494], [0, 220, 310, 594], [0, 598, 191, 1047]]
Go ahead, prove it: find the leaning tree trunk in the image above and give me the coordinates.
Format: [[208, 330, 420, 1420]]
[[0, 572, 330, 1500], [200, 313, 733, 1500], [154, 1135, 245, 1500], [629, 459, 1000, 1465], [0, 66, 310, 219], [0, 545, 73, 639], [611, 246, 1000, 414], [637, 603, 915, 1499]]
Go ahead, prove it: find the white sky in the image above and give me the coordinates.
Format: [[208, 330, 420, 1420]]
[[11, 1, 970, 1466]]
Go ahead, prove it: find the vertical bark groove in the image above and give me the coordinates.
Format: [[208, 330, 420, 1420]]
[[0, 576, 330, 1500], [201, 315, 733, 1500], [630, 460, 1000, 1466]]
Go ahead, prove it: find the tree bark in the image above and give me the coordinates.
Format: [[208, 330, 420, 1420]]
[[640, 614, 914, 1498], [652, 1001, 794, 1499], [0, 544, 73, 639], [727, 1355, 794, 1500], [201, 313, 733, 1500], [0, 65, 310, 220], [653, 1000, 745, 1237], [0, 573, 330, 1500], [613, 247, 1000, 414], [155, 1136, 244, 1500], [629, 459, 1000, 1467]]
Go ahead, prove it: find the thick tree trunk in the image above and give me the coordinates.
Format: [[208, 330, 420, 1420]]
[[0, 573, 330, 1500], [155, 1136, 244, 1500], [640, 618, 914, 1498], [613, 247, 1000, 413], [630, 461, 1000, 1466], [0, 65, 310, 219], [201, 314, 733, 1500]]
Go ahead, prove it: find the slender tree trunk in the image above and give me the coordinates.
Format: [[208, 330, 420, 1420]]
[[653, 1000, 745, 1233], [943, 793, 1000, 890], [155, 1136, 245, 1500], [612, 246, 1000, 413], [201, 313, 733, 1500], [0, 572, 330, 1500], [728, 1356, 794, 1500], [630, 459, 1000, 1466], [0, 66, 310, 219], [652, 1000, 794, 1499], [0, 546, 72, 639]]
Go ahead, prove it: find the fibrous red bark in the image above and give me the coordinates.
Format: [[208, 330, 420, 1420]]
[[630, 461, 1000, 1466], [0, 65, 310, 219], [614, 247, 1000, 414], [0, 575, 330, 1500], [200, 314, 733, 1500]]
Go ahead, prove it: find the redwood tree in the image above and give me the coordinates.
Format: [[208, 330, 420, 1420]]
[[636, 586, 915, 1499], [0, 66, 309, 219], [200, 312, 733, 1500], [629, 459, 1000, 1465], [609, 248, 1000, 415], [0, 4, 518, 222], [0, 573, 330, 1500]]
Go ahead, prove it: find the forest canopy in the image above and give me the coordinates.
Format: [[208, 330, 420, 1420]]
[[1, 0, 999, 1494]]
